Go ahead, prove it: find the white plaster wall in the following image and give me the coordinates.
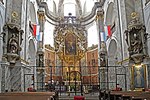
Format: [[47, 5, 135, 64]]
[[0, 2, 5, 93], [20, 0, 38, 61], [104, 0, 130, 66], [117, 0, 129, 62], [21, 66, 32, 92], [104, 0, 123, 64], [0, 0, 38, 92], [104, 0, 134, 90], [144, 1, 150, 88], [0, 2, 5, 60], [20, 0, 30, 60], [144, 2, 150, 58]]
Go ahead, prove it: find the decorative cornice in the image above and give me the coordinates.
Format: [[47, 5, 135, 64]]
[[36, 0, 59, 24], [37, 9, 45, 21], [87, 44, 98, 51], [3, 23, 21, 31], [128, 12, 143, 31], [36, 0, 103, 27], [96, 8, 104, 19], [45, 44, 55, 51], [124, 12, 148, 64], [80, 2, 101, 23]]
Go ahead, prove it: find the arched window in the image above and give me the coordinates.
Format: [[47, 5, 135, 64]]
[[64, 3, 76, 16], [47, 0, 54, 12]]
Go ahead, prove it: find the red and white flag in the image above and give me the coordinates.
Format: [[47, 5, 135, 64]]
[[33, 24, 37, 37], [107, 25, 112, 38]]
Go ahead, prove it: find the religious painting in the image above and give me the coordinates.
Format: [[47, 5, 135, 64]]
[[131, 64, 147, 90], [65, 33, 76, 55]]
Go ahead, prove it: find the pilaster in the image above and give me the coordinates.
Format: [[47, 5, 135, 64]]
[[96, 7, 108, 90]]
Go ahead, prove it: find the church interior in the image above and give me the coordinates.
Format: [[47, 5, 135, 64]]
[[0, 0, 150, 100]]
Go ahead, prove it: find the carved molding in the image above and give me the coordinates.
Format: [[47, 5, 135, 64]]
[[2, 23, 23, 65], [125, 12, 147, 64], [37, 9, 46, 21], [36, 0, 101, 26], [54, 25, 87, 64]]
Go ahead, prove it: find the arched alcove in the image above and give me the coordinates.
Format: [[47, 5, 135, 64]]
[[0, 11, 3, 32], [0, 12, 4, 61], [28, 39, 36, 66], [108, 39, 117, 66], [104, 2, 114, 25], [29, 2, 37, 24]]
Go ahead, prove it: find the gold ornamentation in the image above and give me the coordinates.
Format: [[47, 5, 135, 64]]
[[54, 26, 87, 64], [38, 10, 45, 21], [131, 12, 138, 19], [11, 11, 18, 18], [125, 11, 146, 64]]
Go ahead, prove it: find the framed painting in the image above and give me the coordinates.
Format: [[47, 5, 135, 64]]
[[131, 64, 147, 91], [65, 33, 77, 55]]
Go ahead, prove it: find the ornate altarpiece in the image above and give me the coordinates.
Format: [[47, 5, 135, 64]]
[[124, 12, 148, 91], [54, 26, 87, 65], [2, 23, 23, 65]]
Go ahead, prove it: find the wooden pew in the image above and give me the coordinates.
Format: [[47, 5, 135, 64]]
[[131, 92, 150, 100], [110, 91, 150, 100], [0, 92, 58, 100], [99, 89, 150, 100], [131, 96, 147, 100], [121, 91, 150, 100], [99, 90, 123, 100], [121, 91, 143, 100], [110, 91, 123, 100]]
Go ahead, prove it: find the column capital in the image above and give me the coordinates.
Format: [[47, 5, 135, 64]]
[[37, 9, 46, 21], [95, 8, 104, 20]]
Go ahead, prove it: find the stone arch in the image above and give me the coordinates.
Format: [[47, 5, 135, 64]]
[[28, 39, 36, 66], [53, 0, 57, 13], [58, 0, 82, 15], [104, 2, 115, 25], [147, 15, 150, 56], [0, 11, 3, 61], [47, 0, 56, 13], [29, 2, 37, 24], [0, 11, 3, 32], [108, 39, 117, 66], [84, 0, 94, 12]]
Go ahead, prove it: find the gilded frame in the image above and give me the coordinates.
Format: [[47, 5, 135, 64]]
[[64, 32, 77, 55], [131, 64, 147, 91]]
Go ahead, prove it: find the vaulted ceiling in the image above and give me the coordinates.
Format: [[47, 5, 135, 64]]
[[37, 0, 103, 26], [51, 0, 95, 17], [57, 0, 82, 15]]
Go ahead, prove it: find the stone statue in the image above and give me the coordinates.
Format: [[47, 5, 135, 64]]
[[7, 34, 18, 54], [130, 33, 142, 54]]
